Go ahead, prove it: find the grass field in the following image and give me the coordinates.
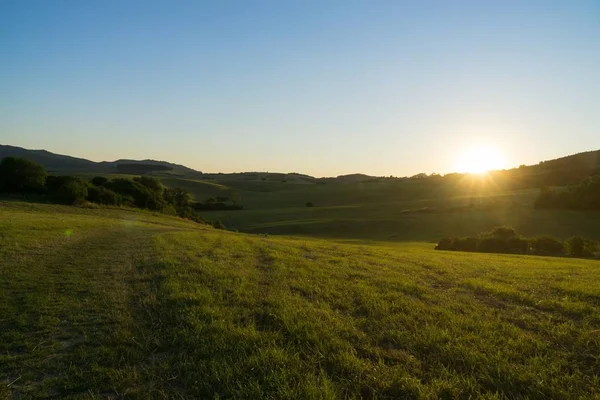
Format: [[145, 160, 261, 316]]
[[71, 173, 600, 241], [153, 177, 600, 241], [2, 202, 600, 398]]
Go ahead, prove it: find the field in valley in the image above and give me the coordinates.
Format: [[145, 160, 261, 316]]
[[2, 202, 600, 399], [159, 176, 600, 241]]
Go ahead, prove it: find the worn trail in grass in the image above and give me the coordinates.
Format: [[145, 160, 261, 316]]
[[2, 202, 600, 399]]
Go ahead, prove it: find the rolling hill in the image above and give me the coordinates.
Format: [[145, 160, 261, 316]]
[[3, 143, 599, 242], [2, 202, 599, 398], [2, 146, 600, 398], [2, 144, 599, 184], [0, 144, 202, 176]]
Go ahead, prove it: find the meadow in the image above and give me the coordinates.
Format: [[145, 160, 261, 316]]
[[158, 176, 600, 241], [2, 202, 600, 399]]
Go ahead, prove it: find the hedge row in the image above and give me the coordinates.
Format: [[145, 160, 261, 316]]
[[436, 227, 599, 258]]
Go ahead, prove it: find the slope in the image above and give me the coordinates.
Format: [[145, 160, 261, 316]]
[[1, 202, 599, 399]]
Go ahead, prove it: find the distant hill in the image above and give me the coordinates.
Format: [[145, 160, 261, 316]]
[[1, 144, 598, 186], [335, 173, 377, 183], [537, 150, 600, 172], [312, 173, 379, 185], [508, 150, 600, 187], [0, 145, 104, 172], [0, 145, 202, 177], [201, 172, 317, 184]]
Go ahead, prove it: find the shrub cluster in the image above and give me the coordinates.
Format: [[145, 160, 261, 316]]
[[435, 227, 599, 258], [86, 176, 208, 223], [46, 175, 89, 205], [0, 157, 46, 193], [0, 157, 210, 225]]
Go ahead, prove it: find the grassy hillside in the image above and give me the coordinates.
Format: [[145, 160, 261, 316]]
[[3, 144, 600, 242], [2, 202, 600, 398], [159, 176, 600, 241], [210, 201, 600, 241]]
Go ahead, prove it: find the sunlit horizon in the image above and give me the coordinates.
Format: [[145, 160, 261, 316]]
[[1, 1, 599, 177], [455, 146, 509, 175]]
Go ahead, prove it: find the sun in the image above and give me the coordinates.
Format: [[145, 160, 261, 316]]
[[456, 146, 507, 174]]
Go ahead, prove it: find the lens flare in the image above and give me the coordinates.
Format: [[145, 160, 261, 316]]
[[456, 146, 507, 174]]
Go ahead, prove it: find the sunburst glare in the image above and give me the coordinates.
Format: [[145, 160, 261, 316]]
[[456, 146, 507, 174]]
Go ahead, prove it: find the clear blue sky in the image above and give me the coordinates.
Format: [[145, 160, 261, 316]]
[[1, 1, 599, 176]]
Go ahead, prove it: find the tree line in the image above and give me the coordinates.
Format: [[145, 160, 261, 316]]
[[0, 157, 227, 228], [535, 175, 600, 210], [436, 227, 599, 258]]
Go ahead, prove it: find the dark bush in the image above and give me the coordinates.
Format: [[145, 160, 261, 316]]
[[564, 236, 594, 258], [176, 205, 194, 219], [477, 237, 508, 253], [507, 237, 529, 254], [46, 176, 88, 205], [133, 176, 164, 194], [306, 202, 315, 207], [162, 204, 177, 216], [176, 206, 206, 223], [145, 195, 166, 211], [212, 220, 226, 230], [86, 186, 122, 205], [435, 228, 597, 259], [435, 238, 454, 250], [435, 237, 478, 252], [529, 236, 564, 256], [164, 187, 191, 208], [486, 226, 519, 240], [455, 237, 478, 252], [0, 157, 47, 193], [91, 176, 109, 186], [105, 178, 164, 210], [437, 233, 529, 255]]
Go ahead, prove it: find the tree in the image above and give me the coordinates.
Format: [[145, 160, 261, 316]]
[[529, 236, 564, 256], [91, 176, 108, 186], [565, 236, 590, 258], [486, 227, 519, 240], [0, 157, 47, 193], [46, 176, 88, 204], [212, 220, 226, 230], [164, 187, 191, 208], [106, 178, 164, 210], [133, 176, 164, 195], [86, 186, 121, 205]]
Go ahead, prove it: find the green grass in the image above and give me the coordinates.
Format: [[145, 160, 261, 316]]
[[207, 198, 600, 242], [151, 176, 600, 241], [62, 171, 600, 241], [2, 202, 600, 398]]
